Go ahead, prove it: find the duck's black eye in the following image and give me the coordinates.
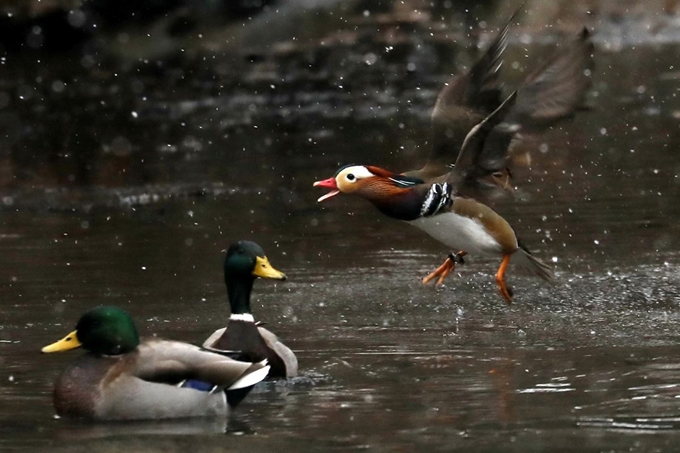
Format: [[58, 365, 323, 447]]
[[347, 173, 356, 181]]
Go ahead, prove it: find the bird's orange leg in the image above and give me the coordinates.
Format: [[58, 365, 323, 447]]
[[422, 251, 467, 286], [422, 258, 453, 285], [495, 254, 514, 304]]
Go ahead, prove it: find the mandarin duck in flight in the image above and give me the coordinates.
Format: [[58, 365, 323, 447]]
[[314, 12, 593, 304]]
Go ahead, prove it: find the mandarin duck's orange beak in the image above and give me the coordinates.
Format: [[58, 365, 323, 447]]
[[313, 177, 340, 202]]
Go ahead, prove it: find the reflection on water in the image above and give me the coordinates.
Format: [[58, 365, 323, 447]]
[[1, 8, 680, 453]]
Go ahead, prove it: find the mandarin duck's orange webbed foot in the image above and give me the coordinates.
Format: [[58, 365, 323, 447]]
[[422, 251, 467, 286], [495, 254, 514, 305], [422, 258, 453, 285]]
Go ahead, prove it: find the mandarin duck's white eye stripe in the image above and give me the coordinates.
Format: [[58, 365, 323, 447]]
[[337, 165, 376, 181]]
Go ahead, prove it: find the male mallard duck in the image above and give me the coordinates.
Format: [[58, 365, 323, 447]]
[[203, 241, 297, 379], [42, 306, 270, 420]]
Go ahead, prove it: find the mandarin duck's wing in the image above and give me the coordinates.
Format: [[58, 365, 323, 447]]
[[508, 28, 594, 129], [404, 7, 524, 181], [446, 91, 518, 201], [468, 28, 594, 201], [448, 29, 594, 202]]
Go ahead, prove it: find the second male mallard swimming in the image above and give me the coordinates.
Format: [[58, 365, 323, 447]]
[[42, 306, 270, 420], [203, 241, 297, 379]]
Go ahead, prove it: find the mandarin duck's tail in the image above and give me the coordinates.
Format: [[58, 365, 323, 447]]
[[513, 243, 556, 284]]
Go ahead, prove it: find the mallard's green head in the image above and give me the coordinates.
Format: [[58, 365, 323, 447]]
[[223, 241, 286, 315], [42, 306, 140, 355], [224, 241, 286, 282]]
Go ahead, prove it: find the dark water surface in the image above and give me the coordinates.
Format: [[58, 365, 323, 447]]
[[1, 24, 680, 452]]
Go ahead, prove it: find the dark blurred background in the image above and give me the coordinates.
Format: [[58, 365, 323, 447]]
[[0, 0, 679, 200]]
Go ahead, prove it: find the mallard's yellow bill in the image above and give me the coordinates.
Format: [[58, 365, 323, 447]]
[[253, 256, 287, 280], [42, 330, 82, 353]]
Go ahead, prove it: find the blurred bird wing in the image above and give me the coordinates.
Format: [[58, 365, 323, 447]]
[[447, 91, 518, 199], [449, 28, 594, 202], [508, 28, 594, 129], [415, 24, 592, 186], [409, 6, 523, 180], [454, 91, 518, 173]]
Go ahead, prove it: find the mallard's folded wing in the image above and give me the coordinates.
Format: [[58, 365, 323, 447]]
[[202, 327, 226, 349], [258, 326, 298, 378], [134, 339, 268, 388]]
